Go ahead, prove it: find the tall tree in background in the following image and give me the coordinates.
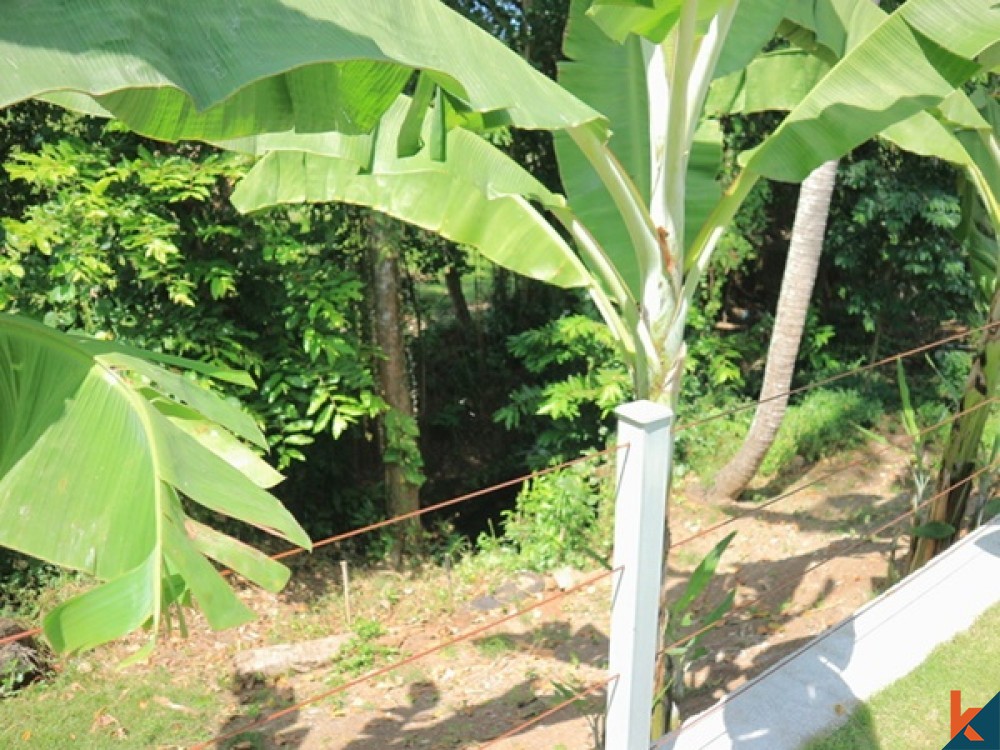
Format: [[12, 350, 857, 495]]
[[712, 0, 888, 501], [369, 214, 423, 562]]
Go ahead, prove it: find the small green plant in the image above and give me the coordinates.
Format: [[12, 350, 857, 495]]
[[658, 532, 737, 727], [329, 618, 398, 678], [494, 314, 631, 466], [552, 677, 605, 750], [893, 361, 952, 550], [969, 435, 1000, 529], [474, 634, 516, 659], [494, 459, 612, 572]]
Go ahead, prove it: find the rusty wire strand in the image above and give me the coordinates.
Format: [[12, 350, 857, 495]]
[[676, 320, 998, 434], [0, 448, 623, 647], [671, 396, 998, 550], [273, 444, 624, 561], [0, 626, 41, 648], [657, 458, 1000, 660], [475, 674, 618, 749]]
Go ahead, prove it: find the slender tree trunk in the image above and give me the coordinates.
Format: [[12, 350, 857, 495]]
[[711, 160, 839, 500], [909, 289, 999, 570], [444, 264, 474, 330], [369, 214, 422, 564]]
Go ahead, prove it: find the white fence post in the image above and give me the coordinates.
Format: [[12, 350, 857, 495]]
[[606, 400, 673, 750]]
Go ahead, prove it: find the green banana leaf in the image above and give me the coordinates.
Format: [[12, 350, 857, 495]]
[[555, 0, 650, 295], [0, 314, 310, 653], [2, 0, 605, 143], [708, 1, 995, 192], [706, 49, 832, 117], [744, 0, 1000, 183], [713, 0, 791, 79], [229, 99, 591, 290], [588, 0, 729, 44]]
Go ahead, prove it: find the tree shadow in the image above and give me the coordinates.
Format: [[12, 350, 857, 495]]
[[715, 616, 882, 749], [340, 677, 605, 750], [670, 493, 907, 720], [206, 618, 608, 749], [213, 679, 310, 749], [337, 620, 608, 749]]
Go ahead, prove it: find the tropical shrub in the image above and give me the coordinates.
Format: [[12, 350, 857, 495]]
[[0, 116, 384, 477]]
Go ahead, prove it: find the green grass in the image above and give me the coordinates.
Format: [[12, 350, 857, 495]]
[[0, 659, 226, 748], [801, 600, 1000, 750], [474, 634, 517, 658]]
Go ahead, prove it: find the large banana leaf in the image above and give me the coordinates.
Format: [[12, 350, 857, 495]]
[[588, 0, 729, 43], [706, 1, 994, 180], [555, 0, 650, 295], [229, 99, 591, 290], [555, 0, 790, 296], [0, 315, 310, 653], [744, 0, 1000, 183], [3, 0, 605, 143]]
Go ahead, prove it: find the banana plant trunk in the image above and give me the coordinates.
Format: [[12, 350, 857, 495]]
[[711, 160, 839, 500], [909, 288, 1000, 571]]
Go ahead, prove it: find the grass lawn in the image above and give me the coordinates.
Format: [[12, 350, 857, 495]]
[[0, 658, 227, 749], [801, 600, 1000, 750]]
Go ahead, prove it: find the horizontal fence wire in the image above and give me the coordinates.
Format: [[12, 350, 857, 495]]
[[0, 448, 624, 648], [0, 444, 628, 646], [657, 458, 999, 662], [272, 444, 623, 562], [677, 320, 998, 434], [0, 626, 41, 648], [476, 674, 618, 749], [671, 395, 998, 551], [190, 566, 621, 750]]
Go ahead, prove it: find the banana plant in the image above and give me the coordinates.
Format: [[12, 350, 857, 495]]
[[6, 0, 997, 401], [0, 315, 311, 655], [906, 86, 1000, 570], [713, 12, 1000, 569]]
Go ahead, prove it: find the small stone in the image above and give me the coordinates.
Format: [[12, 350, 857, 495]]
[[552, 567, 580, 591]]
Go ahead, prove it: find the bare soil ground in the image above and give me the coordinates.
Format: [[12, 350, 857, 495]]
[[100, 437, 914, 749]]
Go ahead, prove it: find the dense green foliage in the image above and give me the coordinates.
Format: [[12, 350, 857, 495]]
[[0, 3, 991, 592], [0, 110, 382, 478]]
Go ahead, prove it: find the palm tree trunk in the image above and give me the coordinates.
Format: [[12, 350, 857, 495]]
[[711, 160, 839, 500]]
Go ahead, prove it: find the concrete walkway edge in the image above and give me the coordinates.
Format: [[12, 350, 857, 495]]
[[653, 518, 1000, 750]]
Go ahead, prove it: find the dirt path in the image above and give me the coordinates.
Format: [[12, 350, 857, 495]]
[[130, 438, 914, 749]]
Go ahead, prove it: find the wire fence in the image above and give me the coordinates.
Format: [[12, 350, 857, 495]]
[[1, 322, 996, 748], [676, 319, 998, 434], [476, 674, 617, 749], [272, 444, 622, 562], [657, 457, 1000, 662], [670, 395, 997, 551]]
